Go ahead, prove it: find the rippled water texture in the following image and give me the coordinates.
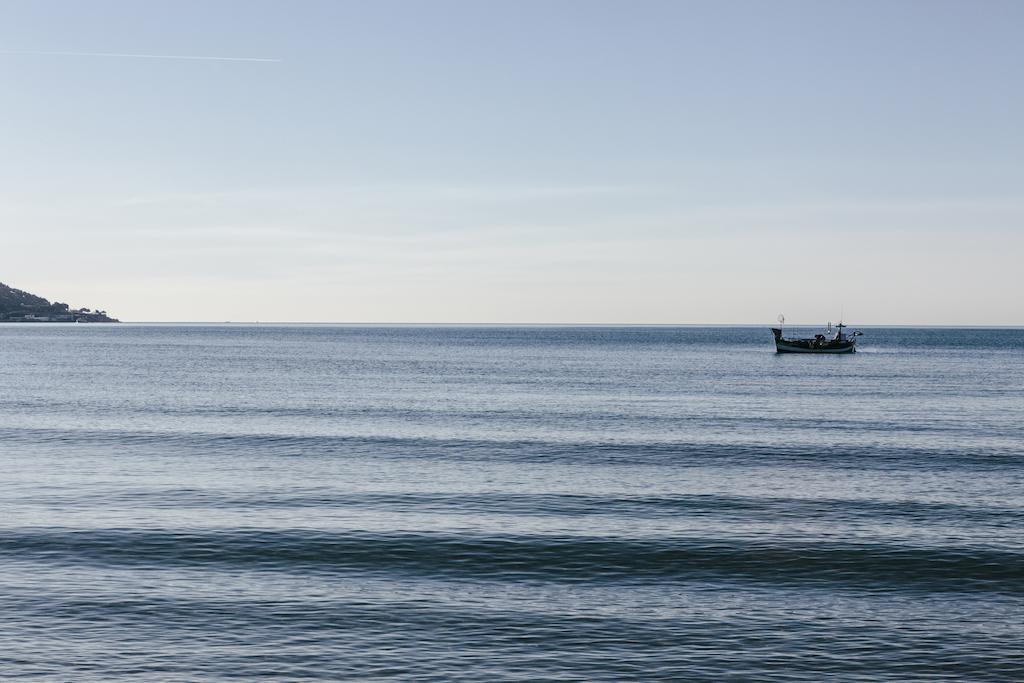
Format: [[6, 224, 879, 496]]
[[1, 325, 1022, 681]]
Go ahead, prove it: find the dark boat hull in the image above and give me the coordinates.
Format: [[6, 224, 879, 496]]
[[775, 340, 856, 354]]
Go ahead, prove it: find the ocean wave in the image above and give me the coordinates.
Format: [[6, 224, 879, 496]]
[[4, 588, 1018, 681], [3, 528, 1020, 593], [2, 426, 1021, 469], [22, 489, 1023, 530]]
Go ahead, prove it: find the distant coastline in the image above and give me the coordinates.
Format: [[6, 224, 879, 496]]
[[0, 281, 118, 323]]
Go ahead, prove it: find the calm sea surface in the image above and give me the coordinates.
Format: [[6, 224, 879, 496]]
[[1, 324, 1022, 681]]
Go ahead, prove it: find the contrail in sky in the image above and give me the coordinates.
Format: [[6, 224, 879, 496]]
[[0, 50, 281, 62]]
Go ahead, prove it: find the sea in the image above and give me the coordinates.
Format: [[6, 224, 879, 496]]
[[1, 324, 1021, 681]]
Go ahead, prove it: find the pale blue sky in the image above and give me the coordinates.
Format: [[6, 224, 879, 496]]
[[2, 0, 1022, 323]]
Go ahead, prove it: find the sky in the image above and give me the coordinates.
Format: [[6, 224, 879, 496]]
[[1, 0, 1022, 324]]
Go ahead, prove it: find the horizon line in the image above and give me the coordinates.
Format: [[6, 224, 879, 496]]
[[27, 321, 1024, 329]]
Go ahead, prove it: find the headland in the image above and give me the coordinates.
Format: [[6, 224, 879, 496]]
[[0, 281, 118, 322]]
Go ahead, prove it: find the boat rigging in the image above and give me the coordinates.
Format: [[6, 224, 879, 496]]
[[770, 316, 863, 354]]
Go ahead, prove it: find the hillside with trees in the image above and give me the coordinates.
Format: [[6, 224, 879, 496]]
[[0, 282, 118, 322]]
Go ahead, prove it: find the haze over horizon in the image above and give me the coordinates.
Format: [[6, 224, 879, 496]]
[[3, 0, 1022, 325]]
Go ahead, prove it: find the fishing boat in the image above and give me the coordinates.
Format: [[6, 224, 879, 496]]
[[770, 316, 862, 354]]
